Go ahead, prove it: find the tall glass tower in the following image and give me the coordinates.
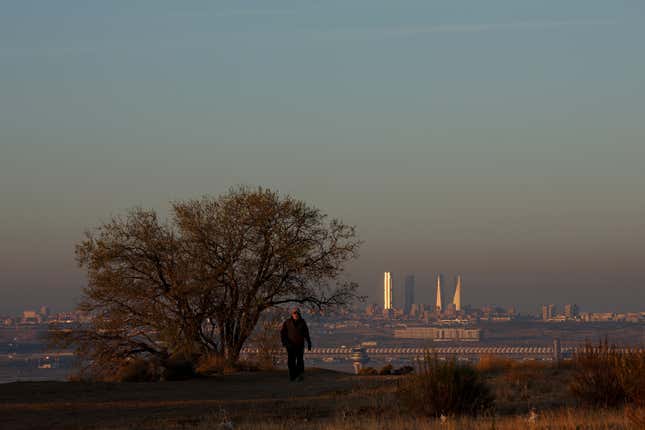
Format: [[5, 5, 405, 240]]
[[404, 275, 415, 314], [383, 272, 392, 310]]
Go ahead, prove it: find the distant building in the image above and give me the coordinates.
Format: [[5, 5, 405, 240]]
[[384, 272, 393, 310], [435, 274, 443, 311], [21, 310, 42, 324], [542, 304, 556, 320], [409, 303, 424, 318], [394, 326, 481, 341], [445, 303, 457, 317], [452, 275, 462, 311], [404, 275, 415, 315], [586, 312, 615, 322], [564, 304, 579, 319], [39, 305, 50, 319], [365, 303, 380, 316]]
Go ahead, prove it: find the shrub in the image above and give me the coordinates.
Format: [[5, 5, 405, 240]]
[[626, 406, 645, 429], [502, 360, 550, 388], [476, 355, 515, 374], [196, 354, 261, 375], [616, 347, 645, 408], [379, 364, 393, 375], [162, 357, 196, 381], [114, 358, 160, 382], [570, 339, 645, 408], [357, 367, 378, 375], [196, 354, 227, 376], [396, 354, 494, 417], [392, 365, 414, 375]]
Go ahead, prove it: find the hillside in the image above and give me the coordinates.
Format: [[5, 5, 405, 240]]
[[0, 364, 639, 429]]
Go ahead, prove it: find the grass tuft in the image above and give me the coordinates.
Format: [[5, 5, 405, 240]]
[[395, 353, 494, 417]]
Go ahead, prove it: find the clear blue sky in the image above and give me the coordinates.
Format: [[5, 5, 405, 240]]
[[1, 1, 644, 313]]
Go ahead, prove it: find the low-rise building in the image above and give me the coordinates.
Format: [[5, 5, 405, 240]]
[[393, 326, 481, 341]]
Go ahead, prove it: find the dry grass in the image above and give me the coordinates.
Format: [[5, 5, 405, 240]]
[[5, 353, 644, 430], [476, 355, 518, 373], [570, 340, 645, 408], [196, 354, 262, 375], [486, 359, 574, 414], [478, 355, 553, 371], [396, 355, 493, 417], [105, 408, 639, 430]]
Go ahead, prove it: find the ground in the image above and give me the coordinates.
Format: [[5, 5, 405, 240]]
[[0, 368, 385, 429], [0, 365, 639, 429]]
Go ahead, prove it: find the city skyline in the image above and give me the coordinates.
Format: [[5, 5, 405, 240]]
[[1, 262, 642, 314], [383, 272, 464, 313]]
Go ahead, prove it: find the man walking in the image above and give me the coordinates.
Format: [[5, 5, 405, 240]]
[[280, 307, 312, 381]]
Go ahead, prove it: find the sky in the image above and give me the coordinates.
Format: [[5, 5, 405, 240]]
[[1, 1, 644, 314]]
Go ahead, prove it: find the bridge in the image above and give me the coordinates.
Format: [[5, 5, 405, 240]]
[[241, 345, 571, 359]]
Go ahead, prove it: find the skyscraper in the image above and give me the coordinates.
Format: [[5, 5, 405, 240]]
[[404, 275, 415, 315], [542, 304, 556, 320], [452, 275, 462, 311], [435, 274, 443, 311], [564, 304, 579, 319], [383, 272, 392, 310]]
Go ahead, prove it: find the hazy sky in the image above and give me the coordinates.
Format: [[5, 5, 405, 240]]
[[1, 1, 644, 314]]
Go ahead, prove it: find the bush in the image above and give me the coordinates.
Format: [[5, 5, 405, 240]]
[[114, 358, 160, 382], [476, 355, 515, 374], [617, 347, 645, 408], [196, 354, 226, 375], [396, 354, 494, 417], [196, 354, 261, 375], [626, 406, 645, 429], [392, 365, 414, 375], [162, 357, 196, 381], [570, 340, 645, 408], [379, 364, 393, 375], [357, 367, 378, 375]]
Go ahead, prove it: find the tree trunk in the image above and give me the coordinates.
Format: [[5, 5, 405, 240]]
[[222, 333, 252, 365]]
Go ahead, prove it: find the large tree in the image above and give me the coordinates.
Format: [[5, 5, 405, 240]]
[[66, 187, 361, 375]]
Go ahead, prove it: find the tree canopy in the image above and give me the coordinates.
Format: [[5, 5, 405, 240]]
[[63, 187, 361, 378]]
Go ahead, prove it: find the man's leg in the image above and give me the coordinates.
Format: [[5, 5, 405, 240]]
[[296, 346, 305, 380], [286, 347, 297, 381]]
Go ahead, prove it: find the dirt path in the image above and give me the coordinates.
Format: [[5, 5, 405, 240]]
[[0, 369, 384, 429]]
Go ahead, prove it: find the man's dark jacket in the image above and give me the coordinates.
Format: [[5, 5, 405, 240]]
[[280, 317, 311, 349]]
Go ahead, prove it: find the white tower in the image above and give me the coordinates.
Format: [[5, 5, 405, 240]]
[[384, 272, 392, 310], [435, 274, 443, 311], [453, 275, 462, 311]]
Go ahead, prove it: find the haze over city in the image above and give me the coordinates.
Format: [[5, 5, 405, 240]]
[[2, 1, 644, 314]]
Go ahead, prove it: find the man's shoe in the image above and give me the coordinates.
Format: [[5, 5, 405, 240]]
[[296, 374, 304, 382]]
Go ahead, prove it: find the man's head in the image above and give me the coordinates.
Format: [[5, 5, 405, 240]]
[[291, 307, 301, 320]]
